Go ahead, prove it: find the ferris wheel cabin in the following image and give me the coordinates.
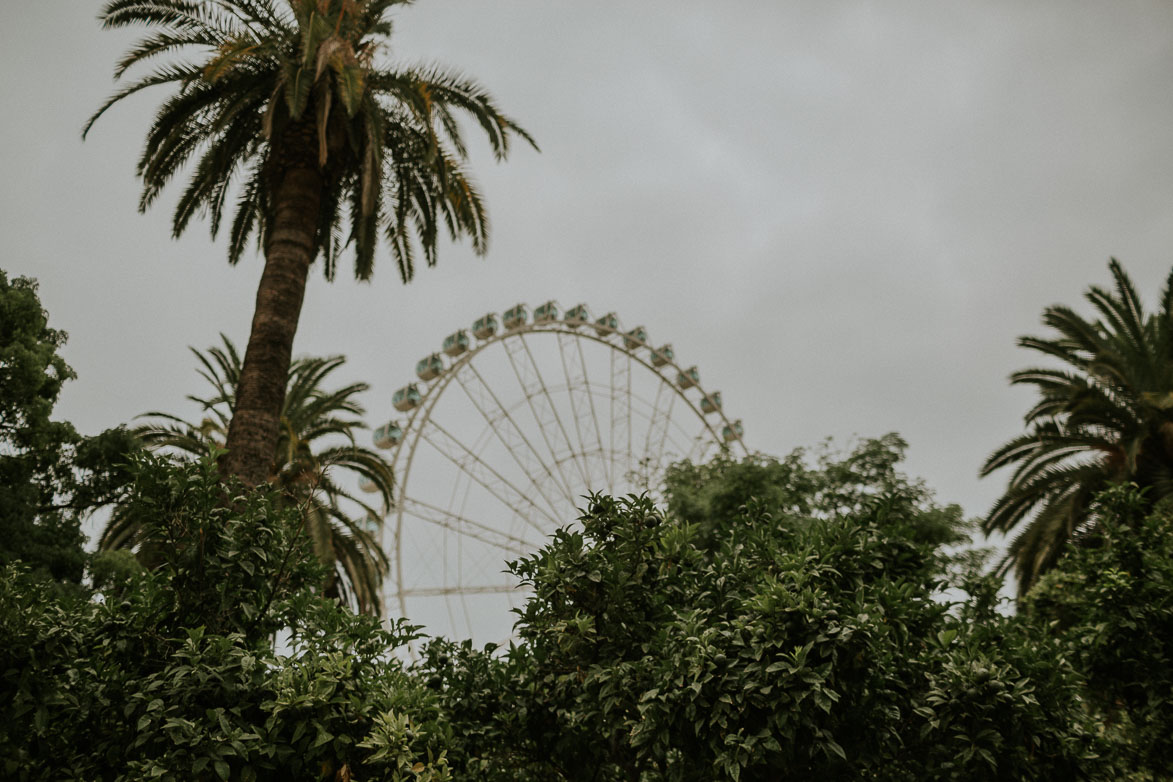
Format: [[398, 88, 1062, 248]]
[[650, 344, 674, 367], [373, 421, 404, 449], [358, 476, 379, 493], [472, 313, 498, 340], [392, 383, 421, 412], [416, 353, 445, 381], [564, 303, 589, 327], [624, 326, 648, 350], [534, 300, 559, 323], [722, 420, 744, 443], [442, 329, 470, 357], [503, 304, 528, 331], [678, 365, 700, 389], [700, 391, 723, 414], [594, 312, 619, 336]]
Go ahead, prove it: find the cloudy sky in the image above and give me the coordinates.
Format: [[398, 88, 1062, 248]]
[[6, 0, 1173, 530]]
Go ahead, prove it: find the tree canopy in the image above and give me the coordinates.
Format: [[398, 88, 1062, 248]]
[[101, 336, 393, 613], [87, 0, 535, 486], [0, 270, 136, 589], [982, 259, 1173, 594], [2, 455, 449, 782], [416, 440, 1109, 780], [1026, 483, 1173, 777]]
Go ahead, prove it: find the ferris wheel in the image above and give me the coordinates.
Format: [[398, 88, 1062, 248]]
[[362, 300, 747, 644]]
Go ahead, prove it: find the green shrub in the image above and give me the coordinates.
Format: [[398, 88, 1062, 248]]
[[0, 455, 449, 782], [421, 442, 1109, 781]]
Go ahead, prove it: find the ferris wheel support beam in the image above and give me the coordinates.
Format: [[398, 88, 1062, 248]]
[[522, 333, 595, 489], [502, 333, 589, 495], [654, 390, 678, 472], [553, 330, 593, 484], [401, 584, 520, 598], [609, 347, 633, 491], [401, 498, 532, 558], [687, 432, 712, 462], [382, 309, 749, 627], [454, 362, 577, 516], [557, 329, 607, 489], [420, 421, 558, 535], [643, 378, 672, 478]]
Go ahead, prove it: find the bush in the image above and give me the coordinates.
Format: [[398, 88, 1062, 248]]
[[0, 455, 449, 782], [0, 270, 137, 590], [420, 441, 1109, 781], [1027, 484, 1173, 779]]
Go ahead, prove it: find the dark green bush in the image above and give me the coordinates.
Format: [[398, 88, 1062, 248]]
[[420, 442, 1110, 781], [0, 455, 449, 782], [1027, 484, 1173, 779]]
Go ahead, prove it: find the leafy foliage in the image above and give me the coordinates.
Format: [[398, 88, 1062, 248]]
[[664, 434, 963, 548], [1, 454, 448, 782], [418, 440, 1108, 781], [86, 0, 535, 280], [0, 270, 137, 588], [1026, 483, 1173, 778], [101, 336, 392, 613], [982, 259, 1173, 594], [88, 0, 536, 488]]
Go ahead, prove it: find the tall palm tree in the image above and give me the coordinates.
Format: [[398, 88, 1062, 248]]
[[982, 260, 1173, 595], [86, 0, 534, 486], [100, 336, 395, 614]]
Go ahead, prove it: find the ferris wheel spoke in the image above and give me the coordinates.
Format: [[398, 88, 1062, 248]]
[[401, 584, 521, 598], [420, 420, 558, 536], [687, 431, 714, 462], [643, 378, 672, 478], [402, 497, 535, 558], [454, 362, 576, 515], [557, 329, 606, 490], [609, 348, 634, 492], [385, 308, 748, 646], [502, 333, 586, 500], [626, 353, 634, 480], [655, 392, 679, 469], [521, 334, 593, 488]]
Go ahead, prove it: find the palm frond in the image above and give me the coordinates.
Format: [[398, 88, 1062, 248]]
[[93, 0, 532, 276], [101, 335, 394, 614], [985, 259, 1173, 594]]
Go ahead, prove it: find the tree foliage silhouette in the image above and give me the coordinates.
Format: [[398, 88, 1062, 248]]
[[87, 0, 534, 485], [983, 260, 1173, 594]]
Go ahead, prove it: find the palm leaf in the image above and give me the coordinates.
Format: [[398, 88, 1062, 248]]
[[985, 260, 1173, 594], [101, 335, 394, 615]]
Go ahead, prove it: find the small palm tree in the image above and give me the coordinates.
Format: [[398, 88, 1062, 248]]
[[101, 336, 394, 614], [982, 260, 1173, 595], [87, 0, 534, 486]]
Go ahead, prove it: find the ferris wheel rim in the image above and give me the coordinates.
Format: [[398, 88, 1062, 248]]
[[383, 310, 748, 624]]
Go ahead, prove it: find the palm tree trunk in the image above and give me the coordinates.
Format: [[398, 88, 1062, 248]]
[[222, 133, 322, 486]]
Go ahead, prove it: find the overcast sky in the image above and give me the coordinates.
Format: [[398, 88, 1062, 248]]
[[6, 0, 1173, 530]]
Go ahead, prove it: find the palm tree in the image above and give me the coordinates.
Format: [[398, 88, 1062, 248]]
[[86, 0, 534, 487], [981, 260, 1173, 595], [100, 336, 395, 614]]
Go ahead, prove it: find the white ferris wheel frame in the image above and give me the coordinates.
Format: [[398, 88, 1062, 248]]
[[375, 310, 748, 622]]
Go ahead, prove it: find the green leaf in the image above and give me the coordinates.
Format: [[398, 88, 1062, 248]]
[[337, 65, 365, 116], [284, 65, 313, 118]]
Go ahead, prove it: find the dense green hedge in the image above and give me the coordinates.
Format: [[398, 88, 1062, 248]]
[[0, 457, 450, 782], [417, 442, 1115, 781]]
